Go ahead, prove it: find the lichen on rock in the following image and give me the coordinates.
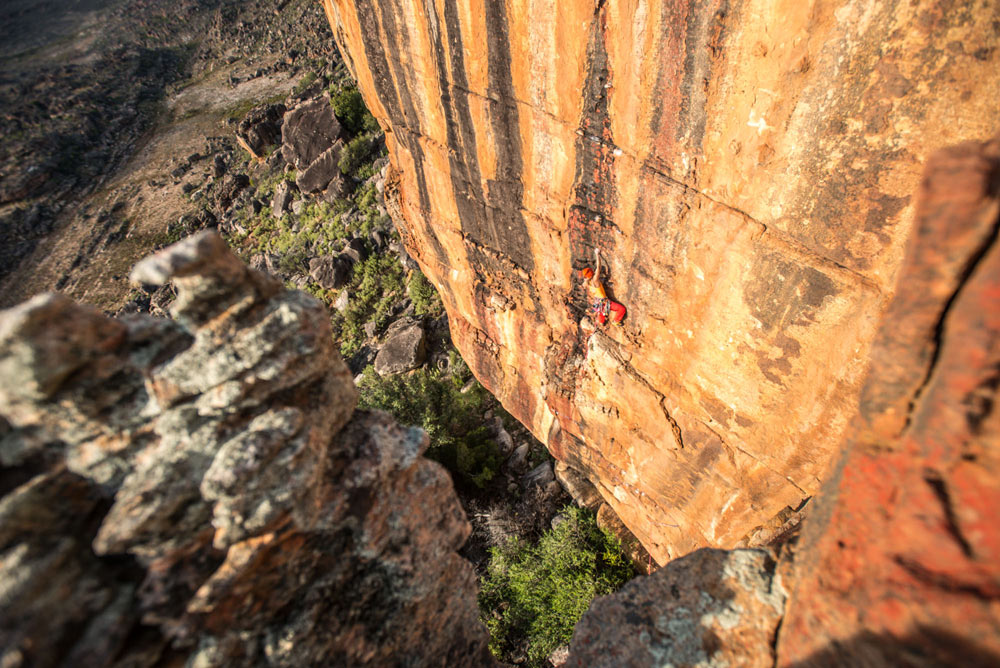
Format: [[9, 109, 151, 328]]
[[0, 232, 491, 667]]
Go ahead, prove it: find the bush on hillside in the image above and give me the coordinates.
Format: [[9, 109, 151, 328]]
[[408, 269, 443, 317], [479, 506, 635, 666], [331, 86, 380, 136], [339, 133, 377, 175]]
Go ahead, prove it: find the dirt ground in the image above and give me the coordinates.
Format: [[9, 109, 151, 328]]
[[0, 0, 334, 311]]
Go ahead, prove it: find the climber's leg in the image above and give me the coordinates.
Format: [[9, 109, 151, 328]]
[[609, 301, 626, 324]]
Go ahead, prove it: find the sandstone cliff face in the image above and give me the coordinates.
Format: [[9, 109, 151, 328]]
[[0, 233, 490, 667], [565, 136, 1000, 667], [322, 0, 1000, 562]]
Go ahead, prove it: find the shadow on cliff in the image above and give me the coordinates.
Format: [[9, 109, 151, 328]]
[[784, 627, 1000, 668]]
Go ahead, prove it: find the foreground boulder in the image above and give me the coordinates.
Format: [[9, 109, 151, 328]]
[[568, 549, 785, 668], [0, 232, 490, 667], [776, 137, 1000, 666]]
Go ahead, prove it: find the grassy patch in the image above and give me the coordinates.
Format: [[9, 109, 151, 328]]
[[479, 506, 635, 666]]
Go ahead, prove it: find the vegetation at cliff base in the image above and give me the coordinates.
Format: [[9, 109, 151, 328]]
[[356, 359, 502, 489], [331, 86, 381, 136], [335, 253, 406, 358], [408, 269, 444, 317], [479, 506, 635, 666]]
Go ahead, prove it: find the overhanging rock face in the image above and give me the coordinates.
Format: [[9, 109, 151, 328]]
[[322, 0, 1000, 563]]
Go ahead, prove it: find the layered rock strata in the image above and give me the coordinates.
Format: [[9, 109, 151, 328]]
[[322, 0, 1000, 562], [0, 232, 490, 667]]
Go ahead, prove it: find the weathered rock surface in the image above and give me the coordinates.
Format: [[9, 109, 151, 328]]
[[0, 232, 490, 666], [238, 103, 286, 156], [296, 140, 345, 193], [271, 180, 296, 218], [374, 322, 427, 376], [776, 137, 1000, 665], [324, 0, 1000, 563], [309, 254, 352, 289], [567, 548, 785, 667], [281, 96, 342, 169], [555, 461, 603, 511], [546, 138, 1000, 666]]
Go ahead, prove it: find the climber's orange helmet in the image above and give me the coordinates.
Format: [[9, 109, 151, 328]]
[[581, 267, 594, 279]]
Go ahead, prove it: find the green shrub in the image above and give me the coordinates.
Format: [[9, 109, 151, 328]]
[[331, 85, 380, 136], [356, 364, 501, 489], [408, 270, 443, 317], [335, 253, 405, 357], [339, 133, 376, 175], [479, 506, 634, 666], [292, 71, 319, 96]]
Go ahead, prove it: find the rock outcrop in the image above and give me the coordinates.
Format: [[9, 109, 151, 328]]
[[322, 0, 1000, 563], [567, 548, 785, 668], [0, 232, 490, 667], [776, 136, 1000, 666]]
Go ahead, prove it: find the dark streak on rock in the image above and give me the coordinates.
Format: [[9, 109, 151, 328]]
[[743, 251, 838, 334], [567, 7, 618, 303], [353, 0, 448, 264], [922, 469, 974, 558], [676, 0, 731, 154]]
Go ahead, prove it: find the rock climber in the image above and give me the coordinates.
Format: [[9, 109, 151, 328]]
[[581, 247, 626, 326]]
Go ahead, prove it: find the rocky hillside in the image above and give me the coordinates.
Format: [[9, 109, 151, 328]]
[[323, 0, 1000, 564], [0, 0, 341, 310], [0, 232, 491, 666]]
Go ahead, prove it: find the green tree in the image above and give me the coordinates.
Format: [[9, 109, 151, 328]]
[[356, 364, 501, 489], [331, 85, 380, 136], [408, 269, 443, 317], [479, 506, 634, 666]]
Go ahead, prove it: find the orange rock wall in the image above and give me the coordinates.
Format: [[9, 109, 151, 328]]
[[322, 0, 1000, 563]]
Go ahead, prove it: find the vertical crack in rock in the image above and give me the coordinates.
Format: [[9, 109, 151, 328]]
[[922, 469, 974, 559], [567, 6, 618, 279]]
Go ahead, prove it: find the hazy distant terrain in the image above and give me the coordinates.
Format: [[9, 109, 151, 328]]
[[0, 0, 333, 308]]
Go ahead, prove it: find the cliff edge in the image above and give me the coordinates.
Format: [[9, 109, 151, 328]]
[[322, 0, 999, 563]]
